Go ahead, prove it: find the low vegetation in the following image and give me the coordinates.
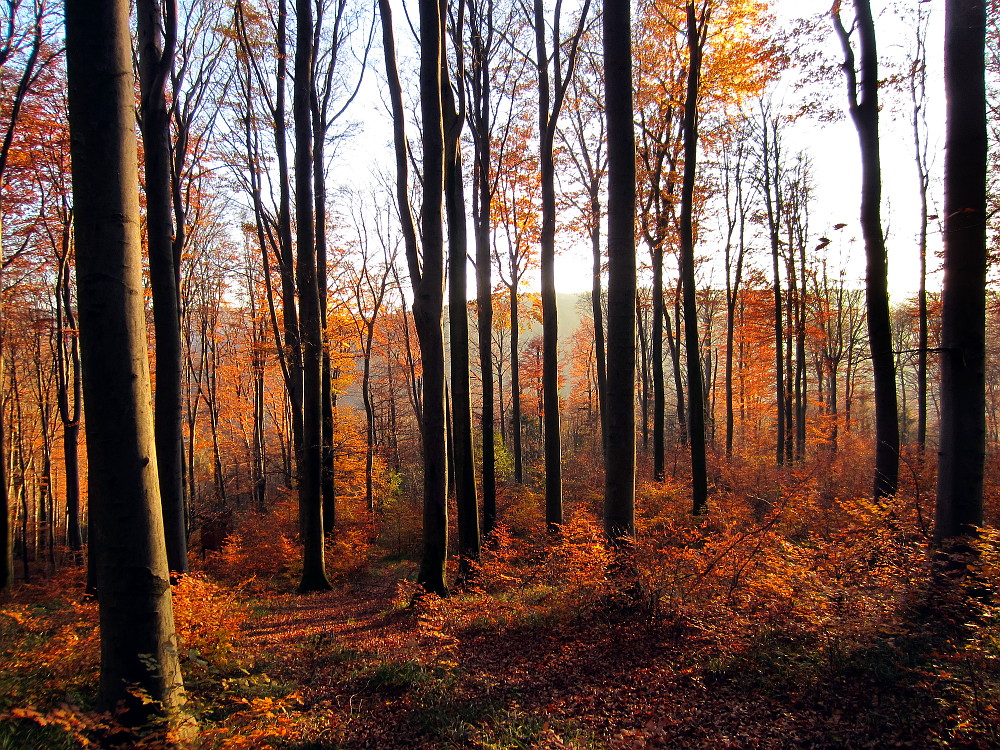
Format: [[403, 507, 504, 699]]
[[2, 454, 998, 748]]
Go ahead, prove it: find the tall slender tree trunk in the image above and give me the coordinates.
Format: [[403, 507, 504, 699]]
[[935, 0, 986, 540], [510, 281, 523, 483], [911, 9, 930, 452], [468, 0, 496, 536], [760, 113, 785, 467], [379, 0, 449, 595], [56, 241, 83, 553], [443, 32, 480, 575], [591, 189, 608, 459], [314, 94, 337, 534], [531, 0, 590, 529], [534, 0, 562, 530], [138, 0, 187, 576], [680, 2, 708, 516], [637, 296, 650, 450], [652, 229, 665, 480], [65, 0, 186, 719], [276, 0, 303, 470], [603, 0, 635, 542], [414, 0, 448, 594], [833, 0, 899, 499], [295, 0, 332, 592]]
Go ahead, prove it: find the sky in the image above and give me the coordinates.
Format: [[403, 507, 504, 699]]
[[341, 0, 946, 305]]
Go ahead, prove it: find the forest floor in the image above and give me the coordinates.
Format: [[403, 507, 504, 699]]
[[2, 482, 1000, 749], [221, 552, 996, 750]]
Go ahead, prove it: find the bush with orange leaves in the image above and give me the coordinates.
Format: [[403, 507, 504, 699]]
[[439, 513, 613, 632], [203, 494, 302, 590], [628, 473, 930, 655], [203, 492, 375, 592]]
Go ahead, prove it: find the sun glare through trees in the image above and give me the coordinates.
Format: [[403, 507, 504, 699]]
[[0, 0, 997, 747]]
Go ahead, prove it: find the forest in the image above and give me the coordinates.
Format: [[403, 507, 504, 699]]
[[0, 0, 998, 747]]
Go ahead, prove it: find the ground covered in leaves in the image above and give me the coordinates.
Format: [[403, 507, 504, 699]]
[[2, 472, 1000, 749]]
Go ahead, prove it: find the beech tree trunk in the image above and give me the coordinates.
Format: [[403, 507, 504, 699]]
[[468, 0, 496, 534], [65, 0, 186, 719], [379, 0, 448, 595], [54, 216, 83, 553], [138, 0, 187, 577], [534, 0, 562, 529], [444, 27, 481, 575], [295, 0, 331, 592], [680, 2, 708, 516], [833, 0, 899, 499], [510, 280, 523, 483], [603, 0, 636, 542], [532, 0, 590, 531], [936, 0, 986, 540]]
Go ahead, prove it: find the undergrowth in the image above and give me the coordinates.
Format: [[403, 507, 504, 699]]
[[1, 475, 998, 748]]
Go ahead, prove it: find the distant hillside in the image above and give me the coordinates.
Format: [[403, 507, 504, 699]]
[[444, 290, 591, 352]]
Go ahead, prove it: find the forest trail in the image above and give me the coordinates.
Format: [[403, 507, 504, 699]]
[[227, 558, 914, 750]]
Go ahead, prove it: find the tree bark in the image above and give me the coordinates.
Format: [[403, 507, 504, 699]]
[[680, 2, 708, 516], [65, 0, 186, 719], [833, 0, 899, 499], [138, 0, 187, 577], [532, 0, 590, 530], [603, 0, 636, 542], [935, 0, 986, 540], [443, 18, 480, 575], [295, 0, 332, 592], [467, 0, 497, 535], [534, 0, 562, 530], [379, 0, 449, 595]]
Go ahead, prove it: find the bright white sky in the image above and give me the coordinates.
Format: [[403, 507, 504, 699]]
[[341, 0, 945, 304]]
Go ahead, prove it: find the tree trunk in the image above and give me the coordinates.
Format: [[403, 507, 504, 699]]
[[911, 7, 930, 453], [468, 0, 496, 535], [652, 229, 665, 480], [637, 295, 650, 450], [534, 0, 562, 530], [591, 189, 608, 460], [379, 0, 449, 595], [295, 0, 332, 593], [603, 0, 635, 542], [138, 0, 187, 576], [314, 96, 337, 534], [935, 0, 986, 540], [680, 2, 708, 516], [444, 40, 480, 576], [833, 0, 899, 499], [510, 281, 524, 483], [276, 0, 304, 472], [65, 0, 186, 719]]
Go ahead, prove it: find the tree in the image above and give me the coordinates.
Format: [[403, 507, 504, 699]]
[[718, 116, 748, 459], [832, 0, 899, 500], [347, 200, 392, 513], [294, 0, 332, 592], [465, 0, 498, 536], [0, 0, 56, 590], [602, 0, 635, 542], [680, 1, 708, 516], [558, 37, 608, 458], [443, 0, 480, 576], [64, 0, 185, 719], [530, 0, 591, 531], [138, 0, 187, 576], [379, 0, 449, 596], [753, 102, 787, 465], [492, 116, 539, 485], [935, 0, 987, 540], [907, 2, 931, 452]]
